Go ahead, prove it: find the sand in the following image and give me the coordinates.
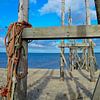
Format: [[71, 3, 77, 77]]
[[0, 68, 100, 100]]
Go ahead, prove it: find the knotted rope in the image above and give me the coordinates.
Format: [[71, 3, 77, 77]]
[[0, 21, 32, 100]]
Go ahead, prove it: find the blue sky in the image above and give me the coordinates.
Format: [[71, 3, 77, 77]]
[[0, 0, 100, 53]]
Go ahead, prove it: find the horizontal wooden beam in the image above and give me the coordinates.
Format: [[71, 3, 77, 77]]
[[22, 25, 100, 40], [58, 43, 89, 48]]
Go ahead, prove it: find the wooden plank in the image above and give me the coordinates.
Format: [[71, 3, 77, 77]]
[[22, 25, 100, 39], [92, 74, 100, 100], [58, 43, 89, 48]]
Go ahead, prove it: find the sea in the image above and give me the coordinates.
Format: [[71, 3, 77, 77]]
[[0, 52, 100, 69]]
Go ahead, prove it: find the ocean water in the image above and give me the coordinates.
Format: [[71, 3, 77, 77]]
[[0, 52, 100, 69]]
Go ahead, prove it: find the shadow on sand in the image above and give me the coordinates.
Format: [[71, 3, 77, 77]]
[[65, 72, 77, 100], [78, 69, 90, 81], [65, 71, 92, 100], [73, 76, 92, 99], [27, 69, 54, 100], [28, 69, 40, 78], [55, 92, 68, 100]]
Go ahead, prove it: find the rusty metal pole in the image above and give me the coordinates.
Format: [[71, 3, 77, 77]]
[[60, 0, 65, 81], [14, 0, 29, 99], [85, 0, 95, 82]]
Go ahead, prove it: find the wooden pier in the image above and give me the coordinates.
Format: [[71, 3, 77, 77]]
[[0, 0, 100, 100]]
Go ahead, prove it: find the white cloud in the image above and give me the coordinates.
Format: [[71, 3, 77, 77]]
[[39, 0, 97, 21], [0, 37, 4, 47], [0, 37, 6, 52], [39, 0, 61, 15], [0, 28, 4, 32], [90, 9, 97, 20], [49, 41, 59, 48], [39, 0, 85, 16], [30, 0, 37, 4], [29, 42, 44, 48], [28, 40, 59, 49]]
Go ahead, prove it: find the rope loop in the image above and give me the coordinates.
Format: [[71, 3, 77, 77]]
[[0, 21, 32, 99]]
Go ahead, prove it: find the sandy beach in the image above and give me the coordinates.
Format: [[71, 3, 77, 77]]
[[0, 68, 100, 100]]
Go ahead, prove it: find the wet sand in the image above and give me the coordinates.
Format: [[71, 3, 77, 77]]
[[0, 68, 100, 100]]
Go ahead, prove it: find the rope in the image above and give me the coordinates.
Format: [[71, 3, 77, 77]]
[[0, 21, 32, 100]]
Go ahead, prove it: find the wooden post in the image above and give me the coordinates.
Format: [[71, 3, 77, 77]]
[[60, 0, 65, 80], [88, 39, 95, 82], [85, 0, 95, 82], [85, 0, 91, 25], [68, 6, 74, 71], [94, 0, 100, 24], [82, 40, 87, 70], [14, 0, 29, 100], [60, 42, 65, 80], [69, 48, 73, 71]]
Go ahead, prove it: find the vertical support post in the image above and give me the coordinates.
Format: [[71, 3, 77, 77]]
[[60, 42, 65, 80], [94, 0, 100, 24], [85, 0, 95, 82], [85, 0, 91, 25], [69, 48, 73, 71], [91, 1, 100, 98], [88, 39, 95, 82], [82, 40, 87, 70], [14, 0, 29, 99], [68, 6, 74, 71], [94, 0, 100, 70], [60, 0, 65, 80]]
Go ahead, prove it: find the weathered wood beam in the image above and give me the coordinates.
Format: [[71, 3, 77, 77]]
[[88, 39, 96, 82], [85, 0, 95, 82], [58, 43, 89, 48], [94, 0, 100, 24], [22, 25, 100, 39], [85, 0, 91, 25], [60, 41, 65, 80], [92, 1, 100, 99], [60, 0, 65, 81], [14, 0, 28, 100]]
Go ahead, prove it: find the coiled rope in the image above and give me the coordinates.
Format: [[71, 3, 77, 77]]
[[0, 21, 32, 100]]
